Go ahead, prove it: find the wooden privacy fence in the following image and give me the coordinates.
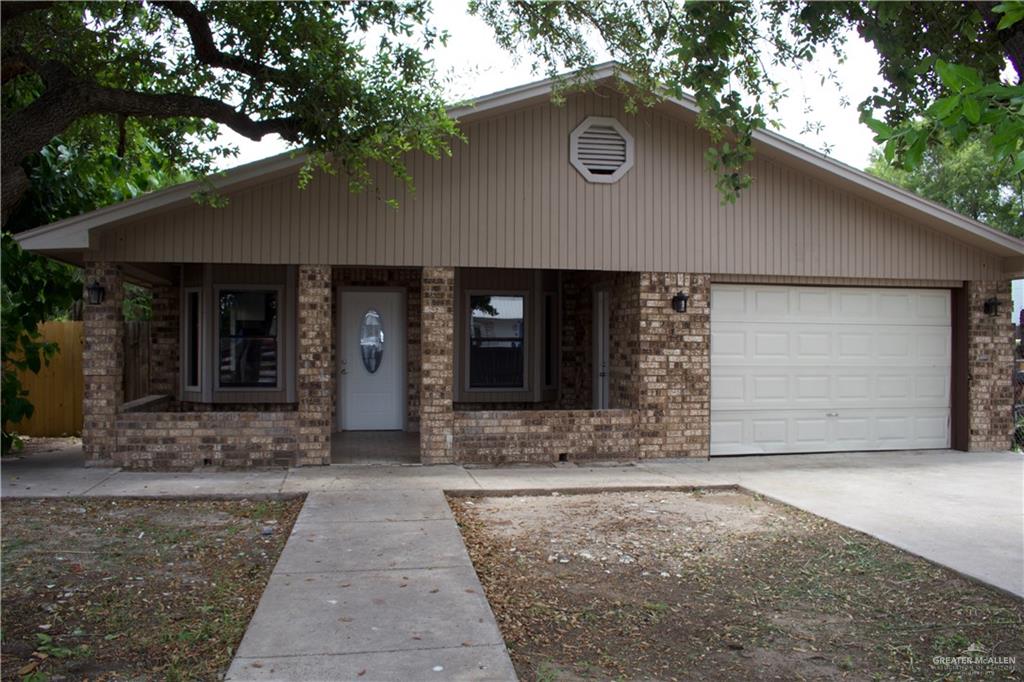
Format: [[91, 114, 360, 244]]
[[9, 321, 84, 437], [8, 320, 152, 438]]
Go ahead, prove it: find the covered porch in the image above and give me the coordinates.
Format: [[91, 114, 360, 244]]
[[81, 262, 709, 469]]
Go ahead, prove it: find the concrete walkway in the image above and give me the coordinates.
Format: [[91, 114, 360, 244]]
[[225, 490, 516, 681], [3, 445, 1023, 679]]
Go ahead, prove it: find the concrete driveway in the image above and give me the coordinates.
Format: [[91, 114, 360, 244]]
[[4, 445, 1022, 598]]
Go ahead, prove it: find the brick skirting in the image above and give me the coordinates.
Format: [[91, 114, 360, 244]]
[[451, 409, 639, 464], [114, 410, 298, 469]]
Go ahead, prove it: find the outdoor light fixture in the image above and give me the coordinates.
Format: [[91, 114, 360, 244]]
[[85, 280, 106, 305], [671, 291, 689, 313], [983, 297, 1001, 317]]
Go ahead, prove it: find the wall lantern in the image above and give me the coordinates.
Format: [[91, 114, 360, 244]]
[[983, 297, 1001, 317], [671, 291, 689, 313], [85, 280, 106, 305]]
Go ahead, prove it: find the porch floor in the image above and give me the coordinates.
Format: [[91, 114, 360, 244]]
[[330, 431, 420, 465]]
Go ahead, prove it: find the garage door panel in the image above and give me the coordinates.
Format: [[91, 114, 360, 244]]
[[712, 323, 949, 366], [710, 285, 950, 326], [712, 366, 948, 411], [711, 284, 951, 456], [711, 407, 950, 455]]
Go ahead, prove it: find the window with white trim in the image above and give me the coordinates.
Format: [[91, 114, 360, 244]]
[[570, 116, 635, 183]]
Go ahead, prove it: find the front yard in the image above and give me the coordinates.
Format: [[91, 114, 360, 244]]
[[1, 497, 302, 680], [451, 489, 1024, 681]]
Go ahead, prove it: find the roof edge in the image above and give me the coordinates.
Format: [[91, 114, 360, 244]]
[[15, 151, 306, 251], [16, 61, 1024, 258]]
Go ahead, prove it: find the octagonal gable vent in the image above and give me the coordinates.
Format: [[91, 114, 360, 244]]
[[570, 116, 634, 183]]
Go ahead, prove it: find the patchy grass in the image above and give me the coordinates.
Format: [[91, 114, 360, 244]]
[[450, 490, 1024, 681], [1, 496, 302, 681]]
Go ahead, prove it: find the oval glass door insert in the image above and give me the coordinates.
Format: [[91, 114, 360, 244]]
[[359, 309, 384, 373]]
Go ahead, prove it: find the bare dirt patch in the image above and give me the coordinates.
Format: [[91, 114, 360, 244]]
[[450, 489, 1024, 681], [1, 496, 302, 680]]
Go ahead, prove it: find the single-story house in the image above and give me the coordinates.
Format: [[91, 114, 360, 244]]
[[16, 64, 1022, 469]]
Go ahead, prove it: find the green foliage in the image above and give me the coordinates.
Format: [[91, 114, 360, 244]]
[[1, 235, 80, 453], [2, 1, 460, 220], [5, 133, 191, 234], [473, 1, 1023, 202], [848, 2, 1024, 178], [867, 130, 1024, 236]]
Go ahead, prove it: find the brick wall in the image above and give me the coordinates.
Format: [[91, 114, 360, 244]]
[[966, 280, 1014, 451], [82, 262, 125, 466], [451, 409, 638, 464], [558, 270, 639, 410], [115, 410, 298, 469], [420, 267, 455, 463], [296, 265, 332, 466], [333, 268, 421, 430], [149, 283, 179, 397], [636, 273, 711, 458]]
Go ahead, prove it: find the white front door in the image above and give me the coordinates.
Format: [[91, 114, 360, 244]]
[[593, 288, 610, 409], [339, 289, 406, 430], [710, 284, 951, 455]]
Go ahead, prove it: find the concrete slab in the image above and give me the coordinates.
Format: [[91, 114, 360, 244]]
[[1, 466, 117, 497], [466, 462, 680, 491], [295, 490, 454, 525], [282, 465, 478, 493], [276, 520, 470, 573], [233, 567, 504, 659], [84, 470, 287, 497], [227, 644, 517, 681]]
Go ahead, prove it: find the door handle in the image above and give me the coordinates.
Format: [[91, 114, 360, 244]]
[[826, 412, 838, 417], [340, 369, 348, 375]]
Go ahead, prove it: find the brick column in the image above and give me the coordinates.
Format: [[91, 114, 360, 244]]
[[420, 267, 455, 463], [148, 284, 179, 397], [966, 280, 1014, 451], [296, 265, 332, 466], [635, 273, 711, 458], [82, 262, 125, 466]]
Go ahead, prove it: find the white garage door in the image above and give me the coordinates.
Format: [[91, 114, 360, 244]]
[[710, 284, 951, 456]]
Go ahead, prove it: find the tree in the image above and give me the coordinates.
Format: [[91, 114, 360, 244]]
[[1, 126, 185, 452], [472, 0, 1024, 199], [1, 234, 79, 453], [6, 2, 1023, 218], [867, 130, 1024, 237], [2, 1, 457, 225]]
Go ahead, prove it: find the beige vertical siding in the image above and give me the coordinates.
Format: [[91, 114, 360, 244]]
[[95, 88, 1000, 281]]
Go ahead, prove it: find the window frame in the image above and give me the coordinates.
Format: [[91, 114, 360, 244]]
[[213, 284, 284, 392], [464, 289, 530, 393], [182, 287, 204, 392]]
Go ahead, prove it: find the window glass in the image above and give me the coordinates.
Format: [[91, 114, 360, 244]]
[[186, 290, 200, 388], [470, 294, 525, 389], [359, 309, 384, 373], [218, 290, 278, 387]]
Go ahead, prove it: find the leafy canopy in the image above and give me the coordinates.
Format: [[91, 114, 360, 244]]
[[1, 1, 458, 224], [868, 130, 1024, 238], [473, 0, 1024, 202]]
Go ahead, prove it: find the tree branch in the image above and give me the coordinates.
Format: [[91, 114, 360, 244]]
[[1, 61, 302, 221], [154, 1, 288, 83], [1, 1, 54, 24], [973, 0, 1024, 82]]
